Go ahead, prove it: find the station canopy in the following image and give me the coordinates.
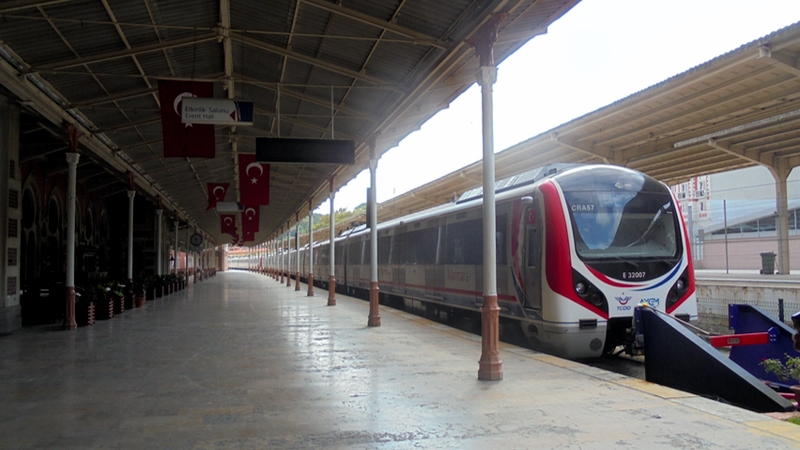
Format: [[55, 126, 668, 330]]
[[0, 0, 580, 245], [372, 21, 800, 222]]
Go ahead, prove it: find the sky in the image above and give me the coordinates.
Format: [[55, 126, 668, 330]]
[[315, 0, 800, 215]]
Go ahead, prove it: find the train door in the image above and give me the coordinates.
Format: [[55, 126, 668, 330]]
[[523, 205, 542, 310]]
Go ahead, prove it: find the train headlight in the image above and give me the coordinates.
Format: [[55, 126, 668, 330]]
[[575, 282, 587, 296], [590, 292, 604, 307]]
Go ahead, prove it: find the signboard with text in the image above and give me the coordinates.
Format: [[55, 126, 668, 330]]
[[181, 97, 253, 126]]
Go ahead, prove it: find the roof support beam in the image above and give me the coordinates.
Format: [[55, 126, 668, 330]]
[[301, 0, 447, 49], [0, 0, 71, 12], [707, 138, 774, 167], [72, 86, 156, 107], [29, 33, 218, 72], [550, 133, 609, 163], [238, 33, 393, 87]]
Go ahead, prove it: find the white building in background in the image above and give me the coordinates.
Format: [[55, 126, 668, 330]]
[[669, 166, 800, 272]]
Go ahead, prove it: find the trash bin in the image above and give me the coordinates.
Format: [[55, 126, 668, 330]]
[[760, 251, 776, 275]]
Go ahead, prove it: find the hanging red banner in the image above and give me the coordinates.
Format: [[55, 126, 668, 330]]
[[158, 79, 215, 158], [238, 154, 270, 205]]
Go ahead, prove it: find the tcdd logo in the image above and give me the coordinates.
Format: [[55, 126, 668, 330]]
[[615, 296, 631, 305]]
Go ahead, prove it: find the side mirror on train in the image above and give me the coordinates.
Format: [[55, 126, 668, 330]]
[[521, 196, 534, 205]]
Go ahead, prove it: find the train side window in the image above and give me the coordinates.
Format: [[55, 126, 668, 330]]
[[347, 240, 363, 265], [406, 227, 438, 264], [444, 219, 482, 265], [496, 214, 507, 264], [378, 236, 392, 264], [527, 228, 538, 268]]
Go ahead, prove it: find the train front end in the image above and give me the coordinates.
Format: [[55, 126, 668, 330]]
[[541, 165, 697, 358]]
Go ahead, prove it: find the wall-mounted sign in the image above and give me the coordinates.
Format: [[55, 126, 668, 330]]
[[181, 97, 253, 126]]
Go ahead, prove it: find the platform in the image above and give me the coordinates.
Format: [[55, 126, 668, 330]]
[[1, 271, 799, 449]]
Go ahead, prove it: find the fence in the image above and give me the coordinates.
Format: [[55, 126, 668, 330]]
[[696, 295, 800, 334]]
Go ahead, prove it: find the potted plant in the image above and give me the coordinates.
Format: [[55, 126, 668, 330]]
[[108, 281, 125, 315], [92, 283, 114, 320], [760, 354, 800, 398], [75, 286, 95, 327], [154, 275, 165, 298], [132, 279, 146, 308], [145, 275, 157, 300]]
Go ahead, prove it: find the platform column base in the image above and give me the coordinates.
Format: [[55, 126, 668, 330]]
[[478, 294, 503, 381], [295, 273, 301, 291], [307, 274, 314, 296], [327, 276, 336, 306], [286, 272, 291, 287], [368, 282, 381, 327], [63, 287, 77, 330]]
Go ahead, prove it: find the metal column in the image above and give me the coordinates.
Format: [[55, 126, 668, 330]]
[[63, 152, 80, 330]]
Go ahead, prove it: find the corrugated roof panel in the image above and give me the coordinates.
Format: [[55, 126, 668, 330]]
[[161, 42, 222, 78], [366, 40, 431, 85], [395, 0, 468, 39], [47, 72, 109, 104], [0, 18, 75, 67], [135, 52, 174, 79], [232, 0, 294, 49]]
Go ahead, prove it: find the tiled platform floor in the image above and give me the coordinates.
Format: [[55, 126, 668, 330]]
[[1, 271, 799, 449]]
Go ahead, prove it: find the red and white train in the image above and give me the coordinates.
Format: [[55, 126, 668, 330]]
[[242, 164, 698, 359]]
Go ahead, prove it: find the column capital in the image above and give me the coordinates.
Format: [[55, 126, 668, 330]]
[[476, 66, 497, 88], [66, 152, 80, 166], [127, 190, 136, 199], [156, 208, 163, 217]]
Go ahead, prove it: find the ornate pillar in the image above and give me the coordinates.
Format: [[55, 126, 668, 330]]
[[279, 227, 284, 283], [173, 220, 179, 273], [328, 177, 336, 306], [63, 152, 80, 330], [156, 209, 163, 275], [367, 139, 381, 327], [186, 226, 190, 283], [286, 222, 291, 287], [472, 14, 505, 381], [295, 212, 301, 291], [308, 200, 314, 296], [127, 190, 135, 281]]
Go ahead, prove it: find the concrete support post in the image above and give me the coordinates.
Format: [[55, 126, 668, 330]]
[[186, 227, 190, 283], [471, 14, 505, 381], [156, 209, 163, 275], [279, 227, 284, 283], [328, 178, 336, 306], [295, 212, 301, 291], [174, 221, 179, 273], [367, 142, 381, 327], [308, 200, 314, 296], [771, 160, 792, 274], [286, 223, 291, 287], [127, 190, 135, 281], [63, 152, 80, 330]]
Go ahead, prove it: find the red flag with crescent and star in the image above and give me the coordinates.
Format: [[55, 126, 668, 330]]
[[207, 183, 230, 210], [158, 80, 215, 158], [238, 153, 270, 205], [241, 204, 260, 236], [220, 214, 237, 236]]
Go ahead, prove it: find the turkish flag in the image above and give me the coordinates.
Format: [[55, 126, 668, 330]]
[[207, 183, 230, 210], [220, 214, 237, 235], [241, 205, 260, 234], [158, 80, 215, 158], [238, 154, 270, 205], [242, 230, 255, 242]]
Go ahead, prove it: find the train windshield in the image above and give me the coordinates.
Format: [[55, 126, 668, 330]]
[[559, 168, 679, 260]]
